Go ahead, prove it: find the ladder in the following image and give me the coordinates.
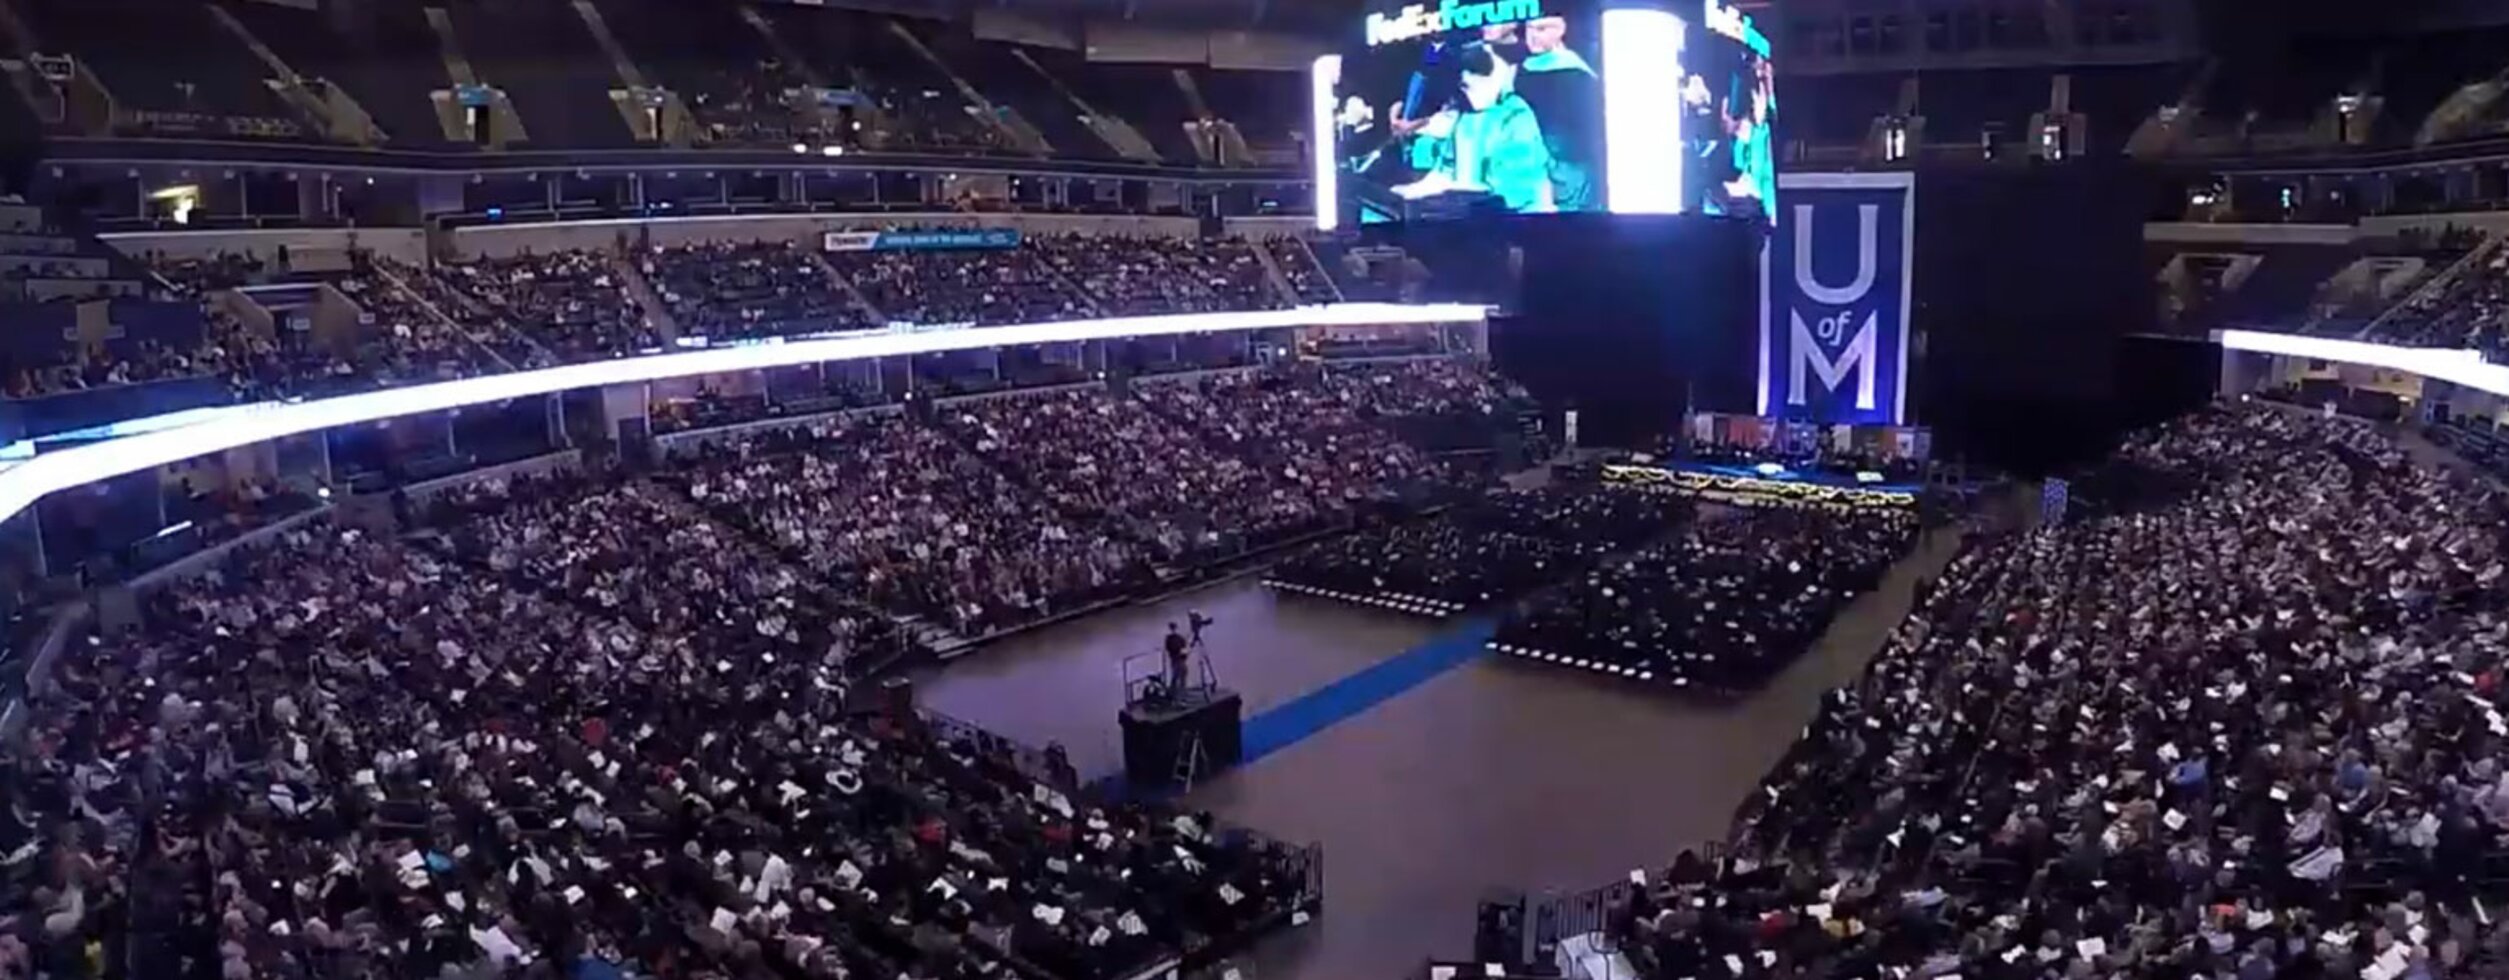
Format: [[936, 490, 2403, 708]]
[[1173, 732, 1207, 793]]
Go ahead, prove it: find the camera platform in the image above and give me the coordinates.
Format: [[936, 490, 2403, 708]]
[[1118, 638, 1241, 791], [1120, 688, 1244, 792]]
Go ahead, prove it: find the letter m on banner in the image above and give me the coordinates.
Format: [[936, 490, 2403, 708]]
[[1760, 172, 1914, 426]]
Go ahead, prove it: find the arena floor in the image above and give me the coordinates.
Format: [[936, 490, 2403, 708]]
[[917, 525, 1971, 980]]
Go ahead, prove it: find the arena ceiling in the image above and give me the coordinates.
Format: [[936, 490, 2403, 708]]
[[833, 0, 1773, 35], [824, 0, 1343, 32]]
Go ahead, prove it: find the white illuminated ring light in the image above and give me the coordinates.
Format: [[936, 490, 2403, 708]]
[[0, 303, 1490, 525], [2212, 329, 2509, 394]]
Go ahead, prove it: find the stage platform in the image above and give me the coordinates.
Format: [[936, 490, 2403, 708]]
[[1678, 461, 1925, 494], [1599, 460, 1925, 508]]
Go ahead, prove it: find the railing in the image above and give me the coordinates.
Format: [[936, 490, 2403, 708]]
[[1178, 832, 1324, 979], [2355, 231, 2507, 343], [1506, 536, 2022, 972], [0, 599, 89, 744], [917, 703, 1324, 980], [45, 133, 1308, 182], [921, 705, 1083, 792], [1526, 879, 1635, 964], [1522, 841, 1736, 967]]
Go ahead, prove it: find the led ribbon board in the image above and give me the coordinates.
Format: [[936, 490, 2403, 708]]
[[0, 303, 1491, 526]]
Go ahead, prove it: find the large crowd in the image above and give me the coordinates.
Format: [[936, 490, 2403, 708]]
[[669, 413, 1149, 638], [1270, 484, 1691, 613], [1031, 235, 1279, 317], [647, 242, 873, 342], [5, 439, 1349, 979], [940, 387, 1353, 565], [1134, 366, 1488, 504], [426, 252, 663, 364], [2, 327, 251, 400], [1496, 503, 1919, 693], [33, 271, 2509, 980], [327, 260, 517, 389], [7, 358, 1534, 980], [1260, 237, 1340, 306], [2368, 243, 2509, 360], [1598, 406, 2509, 979], [645, 360, 1509, 634], [826, 246, 1085, 327], [2353, 224, 2509, 360], [0, 270, 431, 403]]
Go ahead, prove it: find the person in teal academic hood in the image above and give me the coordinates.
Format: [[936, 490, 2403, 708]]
[[1513, 16, 1601, 212], [1720, 61, 1777, 220], [1399, 44, 1557, 215]]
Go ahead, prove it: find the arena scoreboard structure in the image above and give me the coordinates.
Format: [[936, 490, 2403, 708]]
[[1314, 0, 1775, 228]]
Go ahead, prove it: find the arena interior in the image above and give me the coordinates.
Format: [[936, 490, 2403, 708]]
[[5, 1, 2509, 979]]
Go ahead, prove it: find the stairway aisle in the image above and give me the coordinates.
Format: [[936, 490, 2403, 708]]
[[610, 253, 681, 344], [808, 250, 887, 325], [1244, 236, 1303, 308]]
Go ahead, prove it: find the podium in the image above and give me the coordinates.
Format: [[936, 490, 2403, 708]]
[[1119, 690, 1244, 791]]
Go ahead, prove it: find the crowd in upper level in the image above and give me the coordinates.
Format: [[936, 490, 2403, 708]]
[[647, 242, 874, 342], [29, 0, 2509, 175], [428, 252, 663, 365], [1262, 238, 1340, 306], [826, 246, 1085, 328], [2365, 242, 2509, 362], [1033, 235, 1280, 318], [1, 231, 1347, 406], [9, 0, 1301, 165]]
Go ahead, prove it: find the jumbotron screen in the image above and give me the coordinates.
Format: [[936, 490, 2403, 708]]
[[1312, 0, 1775, 228]]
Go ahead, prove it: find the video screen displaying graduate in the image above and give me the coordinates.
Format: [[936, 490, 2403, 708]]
[[1319, 0, 1775, 228], [1681, 27, 1775, 225], [1329, 8, 1607, 225]]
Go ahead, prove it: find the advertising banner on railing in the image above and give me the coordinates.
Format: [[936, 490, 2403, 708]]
[[1760, 172, 1915, 426], [821, 229, 1023, 253]]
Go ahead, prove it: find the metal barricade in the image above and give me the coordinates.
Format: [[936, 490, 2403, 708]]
[[919, 706, 1081, 792], [1527, 879, 1633, 961]]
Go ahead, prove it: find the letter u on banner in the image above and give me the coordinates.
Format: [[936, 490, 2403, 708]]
[[1792, 204, 1877, 306]]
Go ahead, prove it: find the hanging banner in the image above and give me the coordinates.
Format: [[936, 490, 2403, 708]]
[[1760, 172, 1914, 426]]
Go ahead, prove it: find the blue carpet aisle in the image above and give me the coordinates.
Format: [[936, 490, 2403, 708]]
[[1237, 617, 1497, 762]]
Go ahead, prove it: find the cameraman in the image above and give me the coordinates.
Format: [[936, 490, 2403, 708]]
[[1164, 622, 1191, 700]]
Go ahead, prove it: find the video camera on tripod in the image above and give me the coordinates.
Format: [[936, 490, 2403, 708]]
[[1116, 614, 1243, 791], [1128, 614, 1220, 710]]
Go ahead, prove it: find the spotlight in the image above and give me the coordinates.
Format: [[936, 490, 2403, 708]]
[[791, 142, 809, 154], [821, 145, 845, 157]]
